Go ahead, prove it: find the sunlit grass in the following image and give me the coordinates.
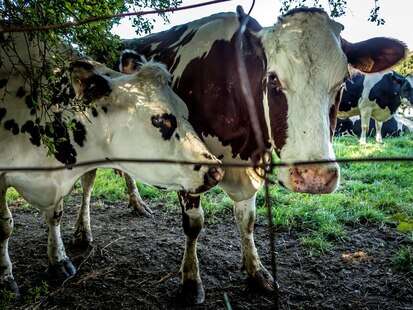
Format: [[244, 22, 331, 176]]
[[5, 134, 413, 252]]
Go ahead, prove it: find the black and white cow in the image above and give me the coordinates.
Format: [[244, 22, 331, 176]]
[[335, 115, 410, 137], [338, 71, 413, 143], [77, 7, 406, 304], [0, 55, 223, 295]]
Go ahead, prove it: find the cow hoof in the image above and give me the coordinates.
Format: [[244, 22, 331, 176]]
[[0, 278, 20, 299], [177, 280, 205, 305], [48, 259, 76, 280], [130, 201, 153, 217], [247, 268, 277, 294], [73, 227, 93, 248]]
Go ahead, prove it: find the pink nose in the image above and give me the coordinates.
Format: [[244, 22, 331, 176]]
[[289, 165, 339, 194]]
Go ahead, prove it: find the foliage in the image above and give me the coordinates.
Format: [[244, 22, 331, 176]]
[[394, 53, 413, 76], [0, 0, 181, 159], [392, 246, 413, 272]]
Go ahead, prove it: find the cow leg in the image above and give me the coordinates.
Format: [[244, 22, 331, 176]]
[[45, 201, 76, 279], [359, 109, 371, 144], [375, 120, 383, 143], [0, 186, 19, 296], [124, 173, 152, 217], [177, 192, 204, 304], [234, 194, 275, 293], [74, 169, 96, 247]]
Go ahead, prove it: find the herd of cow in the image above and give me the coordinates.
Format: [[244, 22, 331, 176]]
[[0, 6, 412, 305]]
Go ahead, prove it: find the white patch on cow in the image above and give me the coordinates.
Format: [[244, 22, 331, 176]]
[[258, 11, 346, 187], [171, 13, 240, 85]]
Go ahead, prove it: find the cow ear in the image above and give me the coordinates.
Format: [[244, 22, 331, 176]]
[[119, 50, 143, 74], [342, 37, 407, 73], [70, 60, 111, 102]]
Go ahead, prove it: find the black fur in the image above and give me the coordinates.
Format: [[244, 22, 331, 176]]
[[0, 108, 6, 122], [151, 113, 177, 140], [4, 119, 19, 135], [340, 74, 365, 112], [71, 119, 87, 147], [368, 72, 404, 114], [16, 86, 26, 98], [21, 120, 41, 146], [0, 79, 7, 88]]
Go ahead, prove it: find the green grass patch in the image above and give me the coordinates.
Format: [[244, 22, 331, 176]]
[[5, 135, 413, 253], [392, 246, 413, 272], [257, 135, 413, 251]]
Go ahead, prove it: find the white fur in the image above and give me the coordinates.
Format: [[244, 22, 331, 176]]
[[0, 58, 220, 287], [258, 12, 345, 187], [338, 71, 397, 143]]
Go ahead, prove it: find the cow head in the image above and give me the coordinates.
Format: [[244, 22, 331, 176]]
[[70, 59, 223, 194], [256, 8, 406, 194]]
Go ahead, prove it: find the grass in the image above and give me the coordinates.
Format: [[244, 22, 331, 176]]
[[5, 134, 413, 254], [392, 246, 413, 272]]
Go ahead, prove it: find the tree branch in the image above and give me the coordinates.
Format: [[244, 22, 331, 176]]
[[0, 0, 231, 33]]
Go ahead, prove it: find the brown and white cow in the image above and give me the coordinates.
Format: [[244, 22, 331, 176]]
[[77, 7, 406, 304], [0, 53, 223, 295]]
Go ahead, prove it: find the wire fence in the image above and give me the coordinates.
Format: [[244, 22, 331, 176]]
[[1, 1, 413, 309]]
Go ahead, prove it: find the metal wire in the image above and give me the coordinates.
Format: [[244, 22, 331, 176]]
[[0, 156, 412, 172]]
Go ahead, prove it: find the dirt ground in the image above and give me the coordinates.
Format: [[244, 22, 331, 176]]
[[5, 196, 413, 309]]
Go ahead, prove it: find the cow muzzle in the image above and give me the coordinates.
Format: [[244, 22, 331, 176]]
[[279, 163, 340, 194], [191, 166, 224, 194]]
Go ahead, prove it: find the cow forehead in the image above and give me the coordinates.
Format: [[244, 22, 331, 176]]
[[260, 11, 347, 90]]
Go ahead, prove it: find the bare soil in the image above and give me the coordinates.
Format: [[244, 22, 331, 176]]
[[5, 196, 413, 309]]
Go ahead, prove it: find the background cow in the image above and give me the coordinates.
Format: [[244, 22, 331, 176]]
[[0, 57, 223, 295], [77, 6, 407, 304], [335, 115, 411, 137], [338, 71, 413, 143]]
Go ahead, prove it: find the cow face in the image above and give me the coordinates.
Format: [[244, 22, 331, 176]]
[[70, 60, 223, 194], [259, 8, 406, 194]]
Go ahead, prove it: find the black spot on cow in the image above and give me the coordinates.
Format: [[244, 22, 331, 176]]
[[82, 74, 112, 104], [91, 107, 98, 117], [4, 119, 19, 135], [25, 95, 36, 109], [340, 73, 365, 112], [71, 119, 87, 147], [193, 164, 202, 171], [369, 72, 404, 114], [101, 106, 108, 113], [16, 86, 26, 98], [0, 108, 6, 122], [45, 114, 77, 165], [0, 79, 7, 89], [151, 113, 177, 140], [21, 120, 41, 146], [175, 133, 180, 140]]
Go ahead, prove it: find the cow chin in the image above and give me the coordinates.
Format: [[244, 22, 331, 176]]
[[278, 163, 340, 194]]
